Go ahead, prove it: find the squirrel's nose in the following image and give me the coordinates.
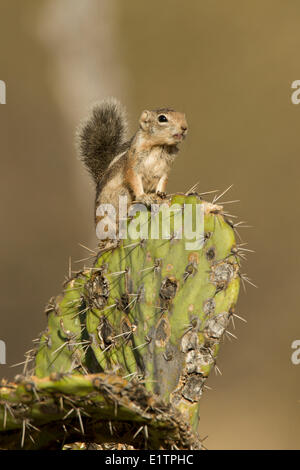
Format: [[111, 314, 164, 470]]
[[181, 125, 187, 132]]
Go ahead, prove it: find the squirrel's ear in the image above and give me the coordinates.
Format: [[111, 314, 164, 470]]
[[139, 110, 151, 131]]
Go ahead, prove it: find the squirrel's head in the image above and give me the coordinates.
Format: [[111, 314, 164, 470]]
[[139, 108, 188, 146]]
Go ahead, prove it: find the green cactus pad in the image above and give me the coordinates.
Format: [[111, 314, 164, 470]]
[[34, 194, 241, 425]]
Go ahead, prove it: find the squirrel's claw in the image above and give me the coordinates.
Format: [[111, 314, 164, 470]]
[[156, 191, 167, 199]]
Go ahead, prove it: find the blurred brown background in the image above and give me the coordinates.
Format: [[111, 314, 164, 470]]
[[0, 0, 299, 449]]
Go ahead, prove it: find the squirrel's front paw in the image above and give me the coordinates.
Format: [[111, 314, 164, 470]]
[[156, 191, 167, 199], [136, 193, 157, 207]]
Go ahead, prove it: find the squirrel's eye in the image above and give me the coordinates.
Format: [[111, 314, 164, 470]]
[[158, 114, 168, 123]]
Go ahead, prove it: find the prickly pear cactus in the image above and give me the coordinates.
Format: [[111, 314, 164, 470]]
[[34, 193, 241, 428]]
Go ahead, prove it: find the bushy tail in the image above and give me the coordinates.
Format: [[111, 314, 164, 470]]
[[76, 98, 128, 183]]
